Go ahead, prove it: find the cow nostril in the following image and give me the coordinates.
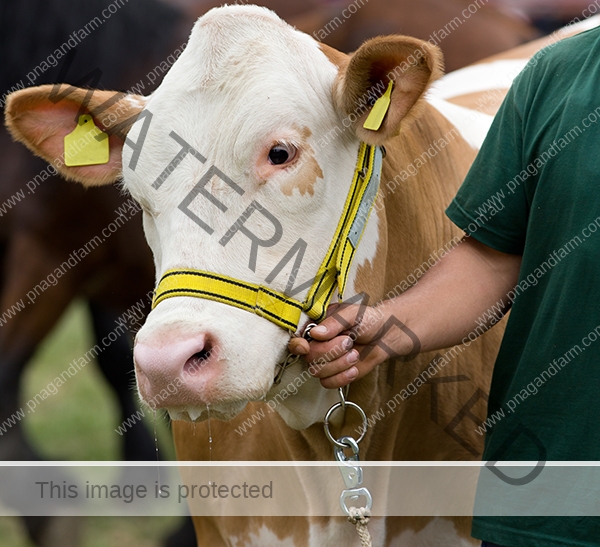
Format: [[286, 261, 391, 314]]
[[183, 342, 214, 375]]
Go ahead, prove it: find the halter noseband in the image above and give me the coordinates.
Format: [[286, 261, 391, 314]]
[[151, 143, 384, 332]]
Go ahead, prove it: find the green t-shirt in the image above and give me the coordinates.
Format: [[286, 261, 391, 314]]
[[446, 26, 600, 547]]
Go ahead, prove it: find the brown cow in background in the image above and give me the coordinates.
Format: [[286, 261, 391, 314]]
[[290, 0, 539, 71], [172, 0, 539, 72], [0, 1, 188, 545]]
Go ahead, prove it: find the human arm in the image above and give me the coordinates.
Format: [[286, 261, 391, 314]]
[[288, 236, 522, 389]]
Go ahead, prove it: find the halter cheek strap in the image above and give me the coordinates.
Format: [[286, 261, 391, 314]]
[[151, 143, 384, 332]]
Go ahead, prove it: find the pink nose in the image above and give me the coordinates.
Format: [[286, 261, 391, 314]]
[[133, 333, 217, 406]]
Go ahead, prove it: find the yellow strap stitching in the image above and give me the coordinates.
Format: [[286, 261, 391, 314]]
[[153, 270, 302, 331], [151, 143, 381, 332]]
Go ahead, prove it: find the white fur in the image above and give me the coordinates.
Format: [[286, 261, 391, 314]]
[[426, 57, 518, 150], [225, 517, 471, 546], [228, 521, 378, 547], [426, 97, 493, 150], [429, 59, 528, 100], [566, 13, 600, 33], [269, 360, 341, 430], [125, 6, 361, 426], [230, 525, 298, 547]]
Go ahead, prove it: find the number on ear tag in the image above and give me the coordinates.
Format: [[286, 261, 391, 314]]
[[64, 114, 109, 167], [363, 80, 394, 131]]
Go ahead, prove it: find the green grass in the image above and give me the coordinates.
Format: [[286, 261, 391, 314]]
[[0, 516, 185, 547], [0, 301, 186, 546]]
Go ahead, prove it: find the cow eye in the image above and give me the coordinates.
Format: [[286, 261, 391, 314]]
[[268, 143, 297, 165]]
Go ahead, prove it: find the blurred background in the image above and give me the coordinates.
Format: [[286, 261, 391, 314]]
[[0, 0, 596, 545], [0, 303, 179, 546], [490, 0, 599, 31]]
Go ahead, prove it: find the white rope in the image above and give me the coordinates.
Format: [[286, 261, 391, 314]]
[[347, 506, 373, 547]]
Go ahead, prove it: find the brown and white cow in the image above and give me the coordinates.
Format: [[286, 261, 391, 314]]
[[5, 7, 599, 546]]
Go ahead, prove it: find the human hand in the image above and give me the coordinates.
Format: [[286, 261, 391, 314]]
[[288, 300, 416, 389]]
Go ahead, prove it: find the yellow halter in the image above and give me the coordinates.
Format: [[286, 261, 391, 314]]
[[152, 143, 383, 332]]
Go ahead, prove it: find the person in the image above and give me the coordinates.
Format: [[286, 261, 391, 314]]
[[289, 24, 600, 547]]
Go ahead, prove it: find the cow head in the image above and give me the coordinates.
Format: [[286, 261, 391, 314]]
[[5, 6, 442, 428]]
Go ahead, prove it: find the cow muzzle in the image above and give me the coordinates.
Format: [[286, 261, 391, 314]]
[[134, 332, 219, 408], [132, 299, 290, 420]]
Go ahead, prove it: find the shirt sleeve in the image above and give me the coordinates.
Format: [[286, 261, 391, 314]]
[[446, 73, 532, 255]]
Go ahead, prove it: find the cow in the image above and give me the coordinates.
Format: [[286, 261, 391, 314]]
[[5, 6, 599, 546], [178, 0, 540, 72], [290, 0, 539, 71]]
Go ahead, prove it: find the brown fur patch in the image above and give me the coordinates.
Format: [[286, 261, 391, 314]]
[[5, 85, 145, 187], [380, 103, 477, 289], [318, 42, 349, 70], [280, 127, 324, 197], [446, 89, 509, 116], [353, 193, 388, 303]]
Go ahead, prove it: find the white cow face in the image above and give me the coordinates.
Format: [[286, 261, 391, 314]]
[[123, 7, 357, 423], [5, 5, 442, 427]]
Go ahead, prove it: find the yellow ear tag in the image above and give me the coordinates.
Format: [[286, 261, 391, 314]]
[[363, 80, 394, 131], [64, 114, 109, 167]]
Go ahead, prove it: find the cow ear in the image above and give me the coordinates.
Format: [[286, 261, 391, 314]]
[[333, 36, 444, 145], [4, 85, 148, 187]]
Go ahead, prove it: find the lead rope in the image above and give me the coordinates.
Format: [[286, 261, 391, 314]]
[[324, 389, 373, 547], [347, 507, 373, 547]]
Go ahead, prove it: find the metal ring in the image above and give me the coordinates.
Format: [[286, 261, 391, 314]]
[[340, 487, 373, 516], [303, 323, 318, 341], [323, 401, 368, 449], [334, 436, 360, 462]]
